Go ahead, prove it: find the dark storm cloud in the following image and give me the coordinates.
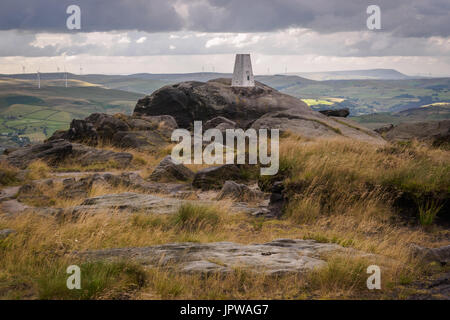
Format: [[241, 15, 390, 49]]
[[0, 0, 448, 37], [185, 0, 450, 37], [0, 0, 183, 32]]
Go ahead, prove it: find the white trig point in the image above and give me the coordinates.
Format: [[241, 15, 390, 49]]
[[232, 54, 255, 87]]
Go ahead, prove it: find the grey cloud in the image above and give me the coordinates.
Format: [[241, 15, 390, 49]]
[[185, 0, 450, 37], [0, 0, 448, 37], [0, 0, 183, 32]]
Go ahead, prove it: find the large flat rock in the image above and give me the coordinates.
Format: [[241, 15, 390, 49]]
[[76, 239, 344, 275], [71, 192, 266, 216], [72, 192, 183, 215]]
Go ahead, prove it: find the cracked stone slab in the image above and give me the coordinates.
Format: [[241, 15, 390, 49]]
[[0, 199, 30, 215], [70, 192, 265, 216], [76, 239, 344, 275], [0, 186, 20, 202]]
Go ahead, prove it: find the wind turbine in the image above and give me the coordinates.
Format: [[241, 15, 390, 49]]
[[37, 67, 41, 89], [64, 66, 68, 88]]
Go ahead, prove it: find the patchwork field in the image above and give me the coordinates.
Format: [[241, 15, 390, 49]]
[[0, 78, 141, 142]]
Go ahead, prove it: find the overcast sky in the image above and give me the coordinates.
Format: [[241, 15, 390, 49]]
[[0, 0, 449, 76]]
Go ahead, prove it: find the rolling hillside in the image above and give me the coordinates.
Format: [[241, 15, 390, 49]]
[[0, 72, 449, 150], [0, 77, 141, 144], [351, 103, 450, 129], [287, 69, 412, 81]]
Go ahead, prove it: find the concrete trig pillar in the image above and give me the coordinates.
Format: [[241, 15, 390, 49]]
[[232, 54, 255, 87]]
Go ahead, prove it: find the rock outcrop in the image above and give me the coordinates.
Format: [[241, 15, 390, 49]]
[[192, 165, 245, 190], [134, 78, 316, 129], [319, 108, 350, 117], [49, 113, 177, 152], [76, 239, 344, 275], [216, 181, 264, 202], [3, 139, 132, 169], [70, 192, 264, 217], [251, 112, 385, 144], [203, 116, 237, 132], [410, 244, 450, 265], [58, 174, 109, 199], [149, 156, 194, 182], [379, 120, 450, 147], [133, 78, 384, 143], [72, 192, 184, 216]]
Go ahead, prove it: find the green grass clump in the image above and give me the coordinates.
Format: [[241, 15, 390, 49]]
[[306, 256, 368, 296], [417, 199, 443, 227], [37, 261, 147, 300], [171, 203, 222, 232]]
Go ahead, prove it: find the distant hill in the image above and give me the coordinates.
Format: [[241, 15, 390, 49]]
[[287, 69, 412, 81], [0, 73, 317, 95], [351, 103, 450, 129]]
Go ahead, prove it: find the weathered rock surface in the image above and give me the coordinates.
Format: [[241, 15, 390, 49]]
[[134, 78, 316, 129], [374, 124, 394, 134], [410, 244, 450, 265], [3, 139, 132, 169], [252, 112, 385, 144], [217, 181, 264, 201], [192, 165, 245, 190], [380, 120, 450, 146], [133, 78, 383, 143], [76, 239, 344, 275], [17, 183, 51, 205], [407, 272, 450, 300], [204, 116, 237, 131], [70, 192, 264, 217], [0, 186, 20, 202], [58, 174, 109, 199], [0, 199, 30, 215], [149, 156, 194, 182], [72, 192, 183, 216], [266, 181, 286, 217], [0, 229, 16, 239], [319, 108, 350, 117], [49, 113, 177, 151]]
